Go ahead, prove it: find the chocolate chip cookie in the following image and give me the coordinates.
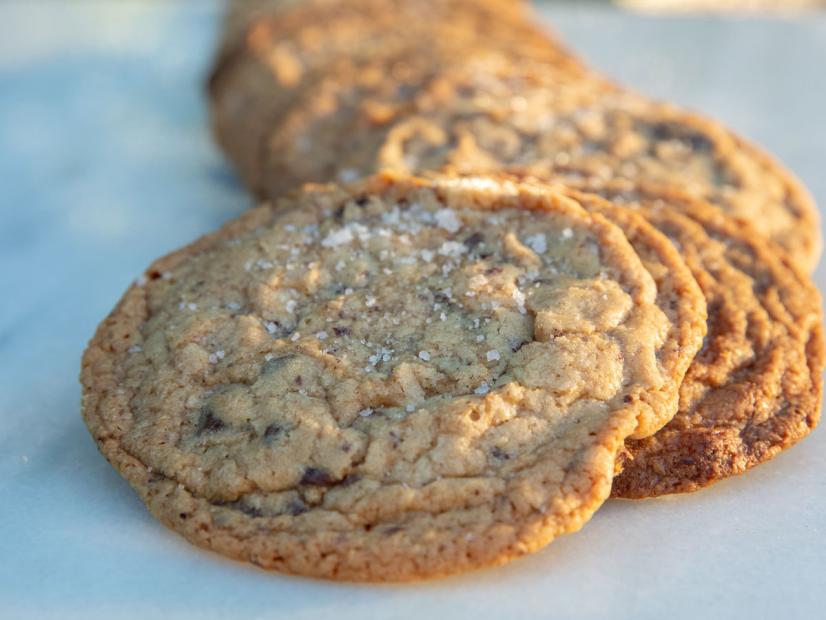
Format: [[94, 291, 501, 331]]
[[372, 82, 821, 271], [557, 179, 824, 497], [212, 0, 819, 270], [81, 173, 688, 580], [209, 0, 582, 194]]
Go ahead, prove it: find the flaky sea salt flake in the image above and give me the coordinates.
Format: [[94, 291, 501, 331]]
[[434, 208, 462, 233], [525, 233, 547, 254], [321, 227, 354, 247]]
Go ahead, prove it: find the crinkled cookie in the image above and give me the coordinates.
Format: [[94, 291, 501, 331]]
[[81, 174, 690, 580]]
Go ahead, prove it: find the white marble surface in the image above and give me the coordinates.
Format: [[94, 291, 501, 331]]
[[1, 2, 824, 619]]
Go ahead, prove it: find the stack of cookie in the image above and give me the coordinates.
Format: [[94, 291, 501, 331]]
[[80, 0, 824, 581]]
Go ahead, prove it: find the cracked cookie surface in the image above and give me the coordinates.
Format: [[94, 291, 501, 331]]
[[82, 174, 676, 580], [557, 179, 824, 498]]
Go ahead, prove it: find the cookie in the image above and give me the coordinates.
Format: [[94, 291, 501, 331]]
[[558, 179, 824, 498], [208, 0, 581, 194], [260, 56, 603, 198], [82, 173, 680, 580], [435, 174, 708, 440], [373, 81, 821, 271], [553, 186, 707, 440], [223, 7, 819, 271]]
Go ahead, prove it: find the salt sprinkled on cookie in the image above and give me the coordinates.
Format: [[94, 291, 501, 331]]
[[80, 173, 702, 582]]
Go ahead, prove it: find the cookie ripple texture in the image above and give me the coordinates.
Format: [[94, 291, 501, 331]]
[[82, 174, 675, 581], [561, 179, 824, 498], [208, 0, 582, 195], [208, 0, 821, 271]]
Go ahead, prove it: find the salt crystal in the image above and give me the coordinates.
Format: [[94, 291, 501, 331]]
[[418, 351, 431, 362], [321, 227, 354, 247], [561, 227, 573, 240], [316, 331, 328, 340], [434, 208, 462, 233], [486, 350, 500, 362], [512, 288, 526, 314], [358, 408, 374, 417], [338, 168, 360, 183], [525, 233, 547, 254], [438, 241, 466, 257]]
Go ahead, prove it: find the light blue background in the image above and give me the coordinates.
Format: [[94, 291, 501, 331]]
[[1, 2, 825, 619]]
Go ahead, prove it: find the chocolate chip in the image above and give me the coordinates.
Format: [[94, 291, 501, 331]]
[[383, 526, 403, 535], [650, 122, 713, 152], [354, 195, 369, 207], [333, 204, 346, 221], [263, 423, 283, 440], [197, 407, 225, 434], [687, 132, 714, 153], [463, 232, 484, 248], [300, 467, 336, 487], [491, 446, 510, 460], [239, 503, 263, 518], [333, 326, 351, 337], [623, 395, 633, 404], [340, 473, 362, 487], [679, 457, 696, 466], [651, 122, 679, 143], [484, 266, 502, 276], [286, 500, 308, 516]]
